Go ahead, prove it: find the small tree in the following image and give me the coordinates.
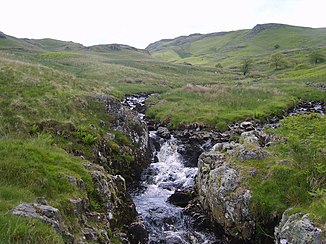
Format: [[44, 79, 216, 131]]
[[274, 44, 280, 49], [270, 53, 286, 70], [309, 50, 324, 65], [240, 58, 253, 76]]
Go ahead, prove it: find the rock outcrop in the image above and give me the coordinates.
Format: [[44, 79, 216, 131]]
[[196, 150, 255, 240], [195, 129, 270, 241], [94, 95, 151, 181], [0, 31, 6, 39], [13, 163, 141, 243], [156, 126, 171, 139], [275, 209, 325, 244], [13, 200, 74, 243]]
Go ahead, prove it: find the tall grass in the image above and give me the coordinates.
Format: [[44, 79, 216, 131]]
[[250, 114, 326, 223]]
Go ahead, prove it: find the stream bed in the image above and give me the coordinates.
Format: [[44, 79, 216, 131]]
[[124, 95, 219, 243], [123, 95, 325, 243]]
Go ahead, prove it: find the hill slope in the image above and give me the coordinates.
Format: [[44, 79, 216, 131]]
[[147, 23, 326, 68], [0, 26, 325, 243]]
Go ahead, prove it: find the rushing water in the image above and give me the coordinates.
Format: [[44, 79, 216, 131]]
[[124, 95, 218, 243], [133, 132, 217, 243], [124, 95, 325, 243]]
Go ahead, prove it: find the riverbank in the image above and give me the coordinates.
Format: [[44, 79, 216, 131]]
[[126, 94, 325, 243]]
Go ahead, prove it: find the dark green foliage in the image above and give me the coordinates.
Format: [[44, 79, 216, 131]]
[[270, 53, 286, 70], [309, 50, 325, 65], [240, 58, 253, 75], [73, 126, 97, 145]]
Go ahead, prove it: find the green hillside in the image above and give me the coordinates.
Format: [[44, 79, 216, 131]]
[[0, 25, 325, 242], [148, 23, 326, 69]]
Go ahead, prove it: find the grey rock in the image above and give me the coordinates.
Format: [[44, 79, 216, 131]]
[[240, 131, 260, 146], [232, 148, 268, 161], [83, 227, 98, 241], [240, 121, 254, 131], [69, 198, 87, 218], [196, 150, 255, 240], [157, 127, 171, 139], [13, 202, 62, 231], [275, 209, 325, 244], [12, 201, 74, 242], [213, 141, 242, 152], [97, 95, 150, 180], [87, 163, 137, 226], [0, 31, 6, 39]]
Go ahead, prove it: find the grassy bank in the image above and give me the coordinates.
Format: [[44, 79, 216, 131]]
[[248, 114, 326, 232]]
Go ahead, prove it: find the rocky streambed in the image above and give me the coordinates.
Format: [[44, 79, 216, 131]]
[[124, 95, 325, 244]]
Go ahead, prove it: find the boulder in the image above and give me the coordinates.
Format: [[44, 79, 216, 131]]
[[157, 126, 171, 139], [167, 189, 194, 207], [12, 201, 74, 243], [275, 209, 325, 244], [128, 220, 148, 244]]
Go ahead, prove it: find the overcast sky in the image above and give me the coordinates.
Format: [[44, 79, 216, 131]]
[[1, 0, 325, 48]]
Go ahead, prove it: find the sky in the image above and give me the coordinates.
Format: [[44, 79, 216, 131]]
[[1, 0, 326, 49]]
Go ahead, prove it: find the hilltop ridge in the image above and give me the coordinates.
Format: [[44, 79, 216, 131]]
[[0, 31, 148, 55], [146, 23, 294, 52], [147, 23, 326, 67]]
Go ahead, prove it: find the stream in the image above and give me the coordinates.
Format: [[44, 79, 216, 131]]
[[123, 95, 219, 243], [123, 95, 325, 243]]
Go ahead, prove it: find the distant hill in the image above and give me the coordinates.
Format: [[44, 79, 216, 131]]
[[146, 23, 326, 67], [0, 31, 150, 58]]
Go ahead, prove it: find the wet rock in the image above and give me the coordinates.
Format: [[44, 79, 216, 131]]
[[177, 142, 203, 167], [275, 209, 325, 244], [157, 127, 171, 139], [128, 220, 148, 244], [167, 189, 194, 207], [240, 121, 254, 131], [288, 101, 325, 115]]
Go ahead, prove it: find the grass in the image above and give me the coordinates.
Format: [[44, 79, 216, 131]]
[[0, 24, 325, 242], [0, 138, 92, 243], [249, 114, 326, 226], [147, 79, 326, 129], [150, 24, 326, 69]]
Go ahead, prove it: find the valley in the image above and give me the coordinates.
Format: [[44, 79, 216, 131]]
[[0, 23, 325, 243]]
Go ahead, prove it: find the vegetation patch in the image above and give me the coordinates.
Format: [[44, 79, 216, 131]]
[[249, 114, 326, 226], [0, 138, 92, 243]]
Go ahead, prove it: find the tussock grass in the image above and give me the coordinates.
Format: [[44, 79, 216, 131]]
[[249, 114, 326, 224], [147, 79, 325, 129]]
